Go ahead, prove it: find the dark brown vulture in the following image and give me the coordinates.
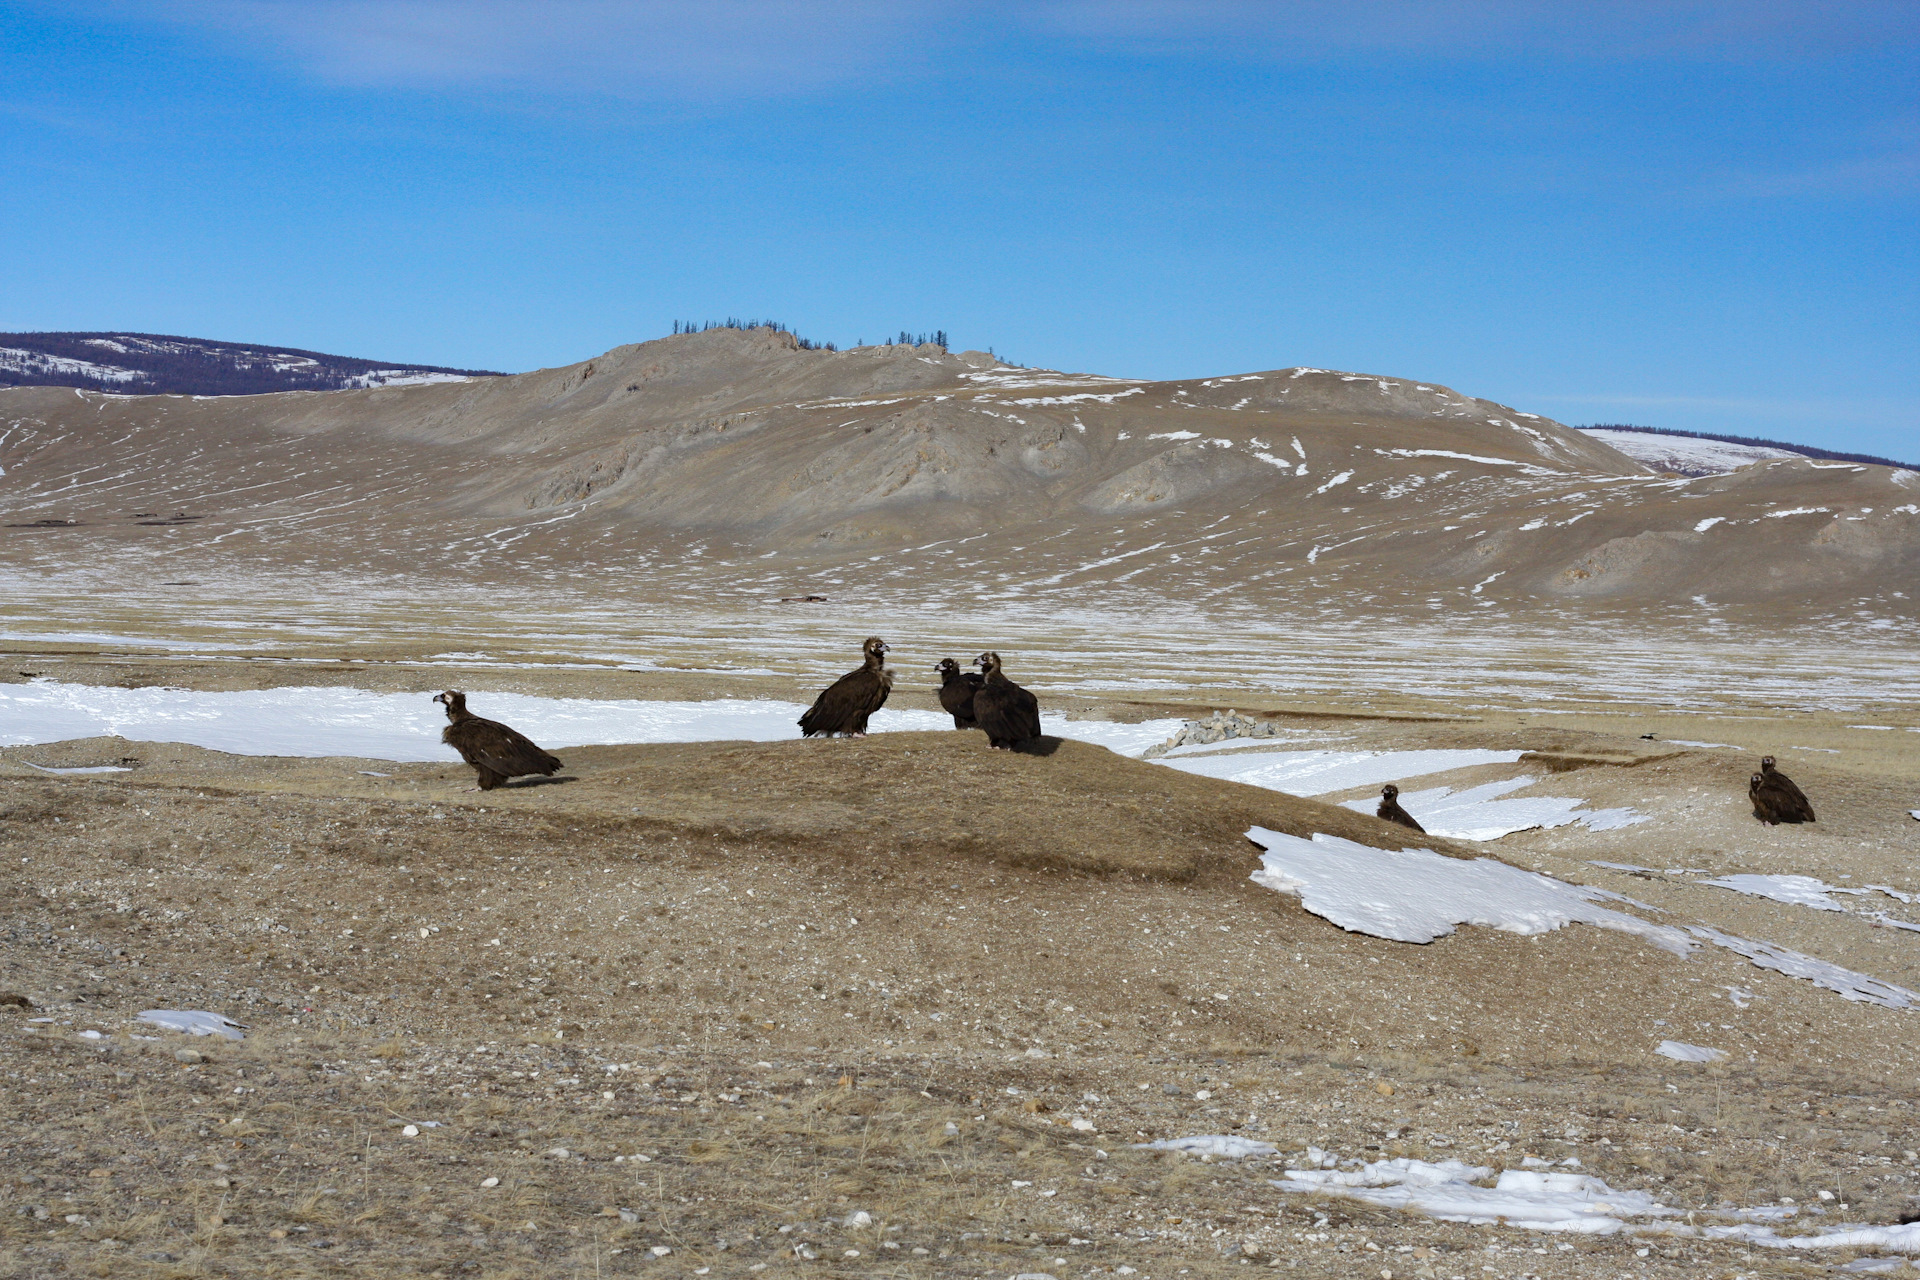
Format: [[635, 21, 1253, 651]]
[[433, 690, 563, 791], [798, 637, 893, 737], [972, 651, 1042, 750], [1751, 757, 1816, 825], [934, 658, 984, 729], [1376, 783, 1426, 833], [1760, 756, 1814, 817]]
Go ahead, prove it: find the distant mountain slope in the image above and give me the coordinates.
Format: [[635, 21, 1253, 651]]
[[0, 332, 502, 396], [1577, 423, 1914, 476], [1577, 428, 1806, 476]]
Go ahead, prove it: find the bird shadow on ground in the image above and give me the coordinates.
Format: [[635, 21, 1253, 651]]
[[1004, 735, 1064, 757], [504, 774, 579, 789]]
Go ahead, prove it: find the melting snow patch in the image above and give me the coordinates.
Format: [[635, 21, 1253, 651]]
[[1159, 748, 1522, 796], [1701, 874, 1863, 911], [1374, 447, 1544, 471], [1688, 927, 1919, 1008], [1336, 777, 1648, 841], [1273, 1147, 1920, 1254], [137, 1010, 246, 1040], [1272, 1157, 1676, 1233], [18, 761, 131, 774], [1135, 1135, 1278, 1159], [1655, 1040, 1726, 1063], [1244, 830, 1696, 954], [1313, 469, 1354, 495]]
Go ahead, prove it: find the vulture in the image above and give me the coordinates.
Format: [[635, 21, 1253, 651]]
[[972, 651, 1042, 750], [1751, 756, 1816, 825], [433, 690, 563, 791], [798, 637, 893, 737], [934, 658, 984, 729], [1376, 783, 1426, 833]]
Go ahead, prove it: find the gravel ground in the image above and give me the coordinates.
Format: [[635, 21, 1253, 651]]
[[3, 706, 1916, 1279]]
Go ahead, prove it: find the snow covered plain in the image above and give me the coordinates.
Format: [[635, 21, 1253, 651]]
[[0, 684, 1643, 840], [0, 680, 1182, 762]]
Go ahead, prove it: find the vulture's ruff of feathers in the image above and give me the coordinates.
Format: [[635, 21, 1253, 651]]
[[798, 637, 893, 737], [434, 690, 562, 791], [934, 658, 984, 729], [972, 651, 1041, 750], [1750, 766, 1815, 825], [1376, 783, 1426, 833]]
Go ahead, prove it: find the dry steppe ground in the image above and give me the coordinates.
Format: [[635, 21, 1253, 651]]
[[3, 647, 1919, 1280]]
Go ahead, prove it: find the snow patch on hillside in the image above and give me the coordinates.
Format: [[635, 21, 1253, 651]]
[[1579, 429, 1803, 476]]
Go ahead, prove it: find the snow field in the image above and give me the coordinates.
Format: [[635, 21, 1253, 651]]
[[0, 680, 1181, 762]]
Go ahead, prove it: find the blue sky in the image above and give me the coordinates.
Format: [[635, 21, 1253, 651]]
[[1, 2, 1914, 455]]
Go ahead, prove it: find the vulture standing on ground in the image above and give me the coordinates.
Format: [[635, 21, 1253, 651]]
[[798, 637, 893, 737], [434, 690, 563, 791], [972, 651, 1042, 750], [1751, 756, 1816, 824], [934, 658, 984, 729], [1376, 783, 1426, 833]]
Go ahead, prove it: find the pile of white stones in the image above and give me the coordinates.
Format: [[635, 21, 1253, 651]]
[[1140, 710, 1282, 759]]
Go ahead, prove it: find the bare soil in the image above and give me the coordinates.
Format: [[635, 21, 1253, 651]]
[[3, 685, 1918, 1279]]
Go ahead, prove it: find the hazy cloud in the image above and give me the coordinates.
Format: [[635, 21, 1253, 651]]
[[125, 0, 1919, 101], [1026, 0, 1920, 61], [144, 0, 949, 98]]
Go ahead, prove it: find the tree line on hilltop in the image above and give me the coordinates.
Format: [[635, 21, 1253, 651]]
[[669, 319, 952, 353]]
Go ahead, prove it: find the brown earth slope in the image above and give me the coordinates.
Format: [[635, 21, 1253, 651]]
[[3, 325, 1914, 619]]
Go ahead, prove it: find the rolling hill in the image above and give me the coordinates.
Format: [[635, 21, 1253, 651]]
[[0, 331, 500, 396], [0, 325, 1914, 619]]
